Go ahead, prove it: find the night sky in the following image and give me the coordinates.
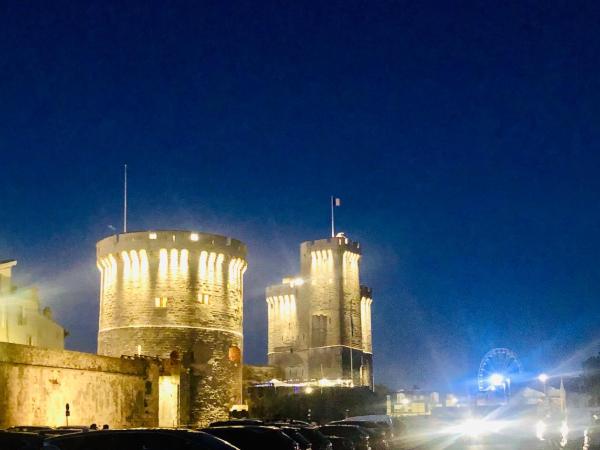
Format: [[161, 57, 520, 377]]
[[1, 1, 600, 392]]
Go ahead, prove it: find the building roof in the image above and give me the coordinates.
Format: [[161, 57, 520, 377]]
[[0, 259, 17, 270]]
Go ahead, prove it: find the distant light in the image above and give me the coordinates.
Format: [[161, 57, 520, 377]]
[[190, 233, 199, 242], [292, 277, 304, 287], [454, 418, 485, 437], [560, 420, 569, 444], [538, 373, 549, 383], [318, 378, 334, 387], [536, 420, 547, 441], [490, 373, 504, 386], [400, 398, 410, 405], [305, 386, 314, 394], [149, 232, 157, 240]]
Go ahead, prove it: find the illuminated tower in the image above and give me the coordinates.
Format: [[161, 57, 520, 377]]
[[267, 235, 373, 388], [97, 230, 247, 426]]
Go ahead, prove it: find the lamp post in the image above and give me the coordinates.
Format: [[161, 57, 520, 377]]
[[538, 373, 548, 405]]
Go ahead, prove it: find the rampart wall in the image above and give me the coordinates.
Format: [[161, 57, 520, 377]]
[[0, 342, 160, 428]]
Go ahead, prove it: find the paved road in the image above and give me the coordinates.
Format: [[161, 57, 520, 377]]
[[391, 435, 524, 450], [390, 435, 585, 450]]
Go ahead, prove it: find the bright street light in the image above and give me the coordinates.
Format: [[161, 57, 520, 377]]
[[490, 373, 504, 386]]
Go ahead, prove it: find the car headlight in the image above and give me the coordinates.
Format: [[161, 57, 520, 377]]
[[535, 420, 546, 441], [453, 419, 487, 438], [560, 420, 569, 446]]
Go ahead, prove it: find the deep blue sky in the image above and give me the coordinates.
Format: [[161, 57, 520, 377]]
[[1, 1, 600, 391]]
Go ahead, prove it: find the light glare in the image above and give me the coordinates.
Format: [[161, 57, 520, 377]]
[[490, 373, 504, 386]]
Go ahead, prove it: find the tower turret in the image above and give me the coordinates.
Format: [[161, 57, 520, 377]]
[[97, 230, 247, 426], [267, 235, 373, 388]]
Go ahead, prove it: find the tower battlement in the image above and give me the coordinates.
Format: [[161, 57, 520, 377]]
[[266, 282, 296, 298], [360, 285, 373, 299], [97, 230, 246, 257], [300, 236, 361, 255]]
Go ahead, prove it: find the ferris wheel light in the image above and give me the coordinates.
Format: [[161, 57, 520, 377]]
[[490, 373, 505, 386], [478, 348, 522, 392]]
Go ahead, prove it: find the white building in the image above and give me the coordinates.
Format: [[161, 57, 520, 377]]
[[0, 260, 65, 349]]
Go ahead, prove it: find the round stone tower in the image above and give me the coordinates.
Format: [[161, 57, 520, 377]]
[[96, 230, 247, 426]]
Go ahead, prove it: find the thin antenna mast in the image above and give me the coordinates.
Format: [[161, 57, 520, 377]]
[[123, 164, 127, 233], [331, 196, 341, 237], [331, 196, 335, 237]]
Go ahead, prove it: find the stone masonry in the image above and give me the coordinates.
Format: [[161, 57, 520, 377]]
[[0, 342, 161, 428], [97, 230, 247, 426], [267, 236, 374, 388]]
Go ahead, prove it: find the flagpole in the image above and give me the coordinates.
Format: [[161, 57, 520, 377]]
[[331, 196, 335, 237], [123, 164, 128, 233]]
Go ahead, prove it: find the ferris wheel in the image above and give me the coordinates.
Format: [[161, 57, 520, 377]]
[[477, 348, 522, 391]]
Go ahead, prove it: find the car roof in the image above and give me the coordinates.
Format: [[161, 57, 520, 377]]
[[46, 429, 226, 440], [0, 430, 44, 437], [45, 429, 240, 449], [206, 425, 281, 432]]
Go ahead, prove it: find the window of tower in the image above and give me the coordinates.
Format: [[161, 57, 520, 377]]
[[155, 297, 168, 308], [228, 345, 241, 363], [198, 293, 210, 305]]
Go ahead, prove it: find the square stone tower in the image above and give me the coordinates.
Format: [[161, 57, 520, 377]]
[[267, 235, 373, 388]]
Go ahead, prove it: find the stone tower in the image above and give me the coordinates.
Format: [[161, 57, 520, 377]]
[[267, 235, 373, 388], [97, 230, 247, 426]]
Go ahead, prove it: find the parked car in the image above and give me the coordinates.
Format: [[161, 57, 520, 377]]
[[342, 416, 394, 440], [291, 427, 332, 450], [318, 425, 370, 450], [328, 422, 387, 450], [7, 427, 55, 434], [43, 429, 239, 450], [267, 422, 332, 450], [4, 426, 84, 439], [327, 436, 355, 450], [39, 429, 85, 437], [278, 426, 312, 450], [203, 425, 299, 450], [209, 419, 264, 427], [0, 431, 44, 450]]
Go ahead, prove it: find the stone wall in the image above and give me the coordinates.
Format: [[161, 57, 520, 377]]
[[243, 364, 282, 386], [0, 342, 160, 428]]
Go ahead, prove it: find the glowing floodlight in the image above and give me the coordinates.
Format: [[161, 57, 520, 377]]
[[289, 277, 304, 287], [538, 373, 549, 383]]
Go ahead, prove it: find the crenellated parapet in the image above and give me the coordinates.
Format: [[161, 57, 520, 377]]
[[266, 281, 299, 353]]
